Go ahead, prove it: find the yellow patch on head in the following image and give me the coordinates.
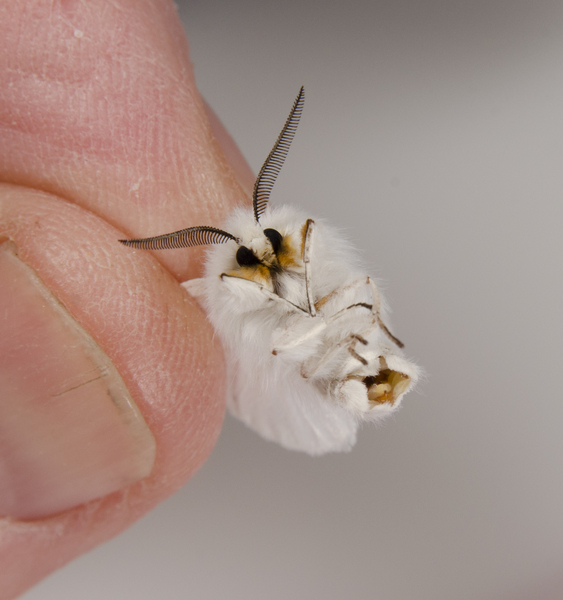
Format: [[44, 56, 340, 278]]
[[299, 221, 309, 257], [225, 264, 273, 286], [276, 234, 299, 269]]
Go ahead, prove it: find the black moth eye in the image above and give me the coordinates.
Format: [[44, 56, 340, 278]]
[[264, 228, 283, 254], [236, 246, 261, 267]]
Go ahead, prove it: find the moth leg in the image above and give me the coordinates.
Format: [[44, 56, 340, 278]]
[[324, 301, 376, 326], [315, 277, 377, 313], [301, 218, 316, 316], [301, 329, 374, 379], [271, 317, 327, 354], [220, 273, 308, 314], [301, 337, 344, 379], [347, 334, 369, 365], [367, 278, 404, 348], [271, 294, 375, 358], [318, 277, 404, 348]]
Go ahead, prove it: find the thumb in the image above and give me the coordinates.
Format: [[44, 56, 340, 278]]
[[0, 0, 247, 597]]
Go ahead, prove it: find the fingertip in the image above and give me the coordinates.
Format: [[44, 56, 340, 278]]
[[0, 185, 226, 597], [203, 99, 256, 198]]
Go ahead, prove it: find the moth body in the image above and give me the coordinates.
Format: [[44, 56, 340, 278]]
[[120, 87, 420, 455], [183, 203, 419, 454]]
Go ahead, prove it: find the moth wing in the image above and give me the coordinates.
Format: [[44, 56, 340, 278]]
[[225, 349, 359, 455], [181, 278, 208, 309]]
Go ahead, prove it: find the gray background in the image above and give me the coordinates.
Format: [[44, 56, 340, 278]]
[[23, 1, 563, 599]]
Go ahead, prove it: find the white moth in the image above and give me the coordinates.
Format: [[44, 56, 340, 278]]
[[120, 87, 420, 455]]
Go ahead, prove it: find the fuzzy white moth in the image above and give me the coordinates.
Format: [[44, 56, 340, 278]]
[[120, 87, 419, 455]]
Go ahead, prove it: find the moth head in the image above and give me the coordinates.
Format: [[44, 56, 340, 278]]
[[235, 228, 285, 267]]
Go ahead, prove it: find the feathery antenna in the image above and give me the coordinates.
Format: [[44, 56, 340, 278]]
[[253, 86, 305, 222], [119, 226, 238, 250]]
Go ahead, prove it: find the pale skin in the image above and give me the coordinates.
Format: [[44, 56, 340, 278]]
[[0, 1, 255, 597]]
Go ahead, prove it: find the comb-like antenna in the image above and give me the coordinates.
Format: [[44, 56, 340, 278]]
[[253, 86, 305, 222], [119, 226, 238, 250]]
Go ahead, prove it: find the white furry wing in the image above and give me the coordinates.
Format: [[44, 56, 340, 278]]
[[225, 347, 358, 455], [183, 277, 357, 454], [182, 278, 207, 302]]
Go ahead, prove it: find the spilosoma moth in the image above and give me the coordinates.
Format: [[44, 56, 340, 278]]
[[120, 87, 420, 455]]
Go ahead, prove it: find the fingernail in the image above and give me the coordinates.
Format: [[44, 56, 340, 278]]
[[0, 243, 156, 520]]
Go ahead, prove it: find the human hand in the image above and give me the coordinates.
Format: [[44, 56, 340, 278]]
[[0, 1, 254, 597]]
